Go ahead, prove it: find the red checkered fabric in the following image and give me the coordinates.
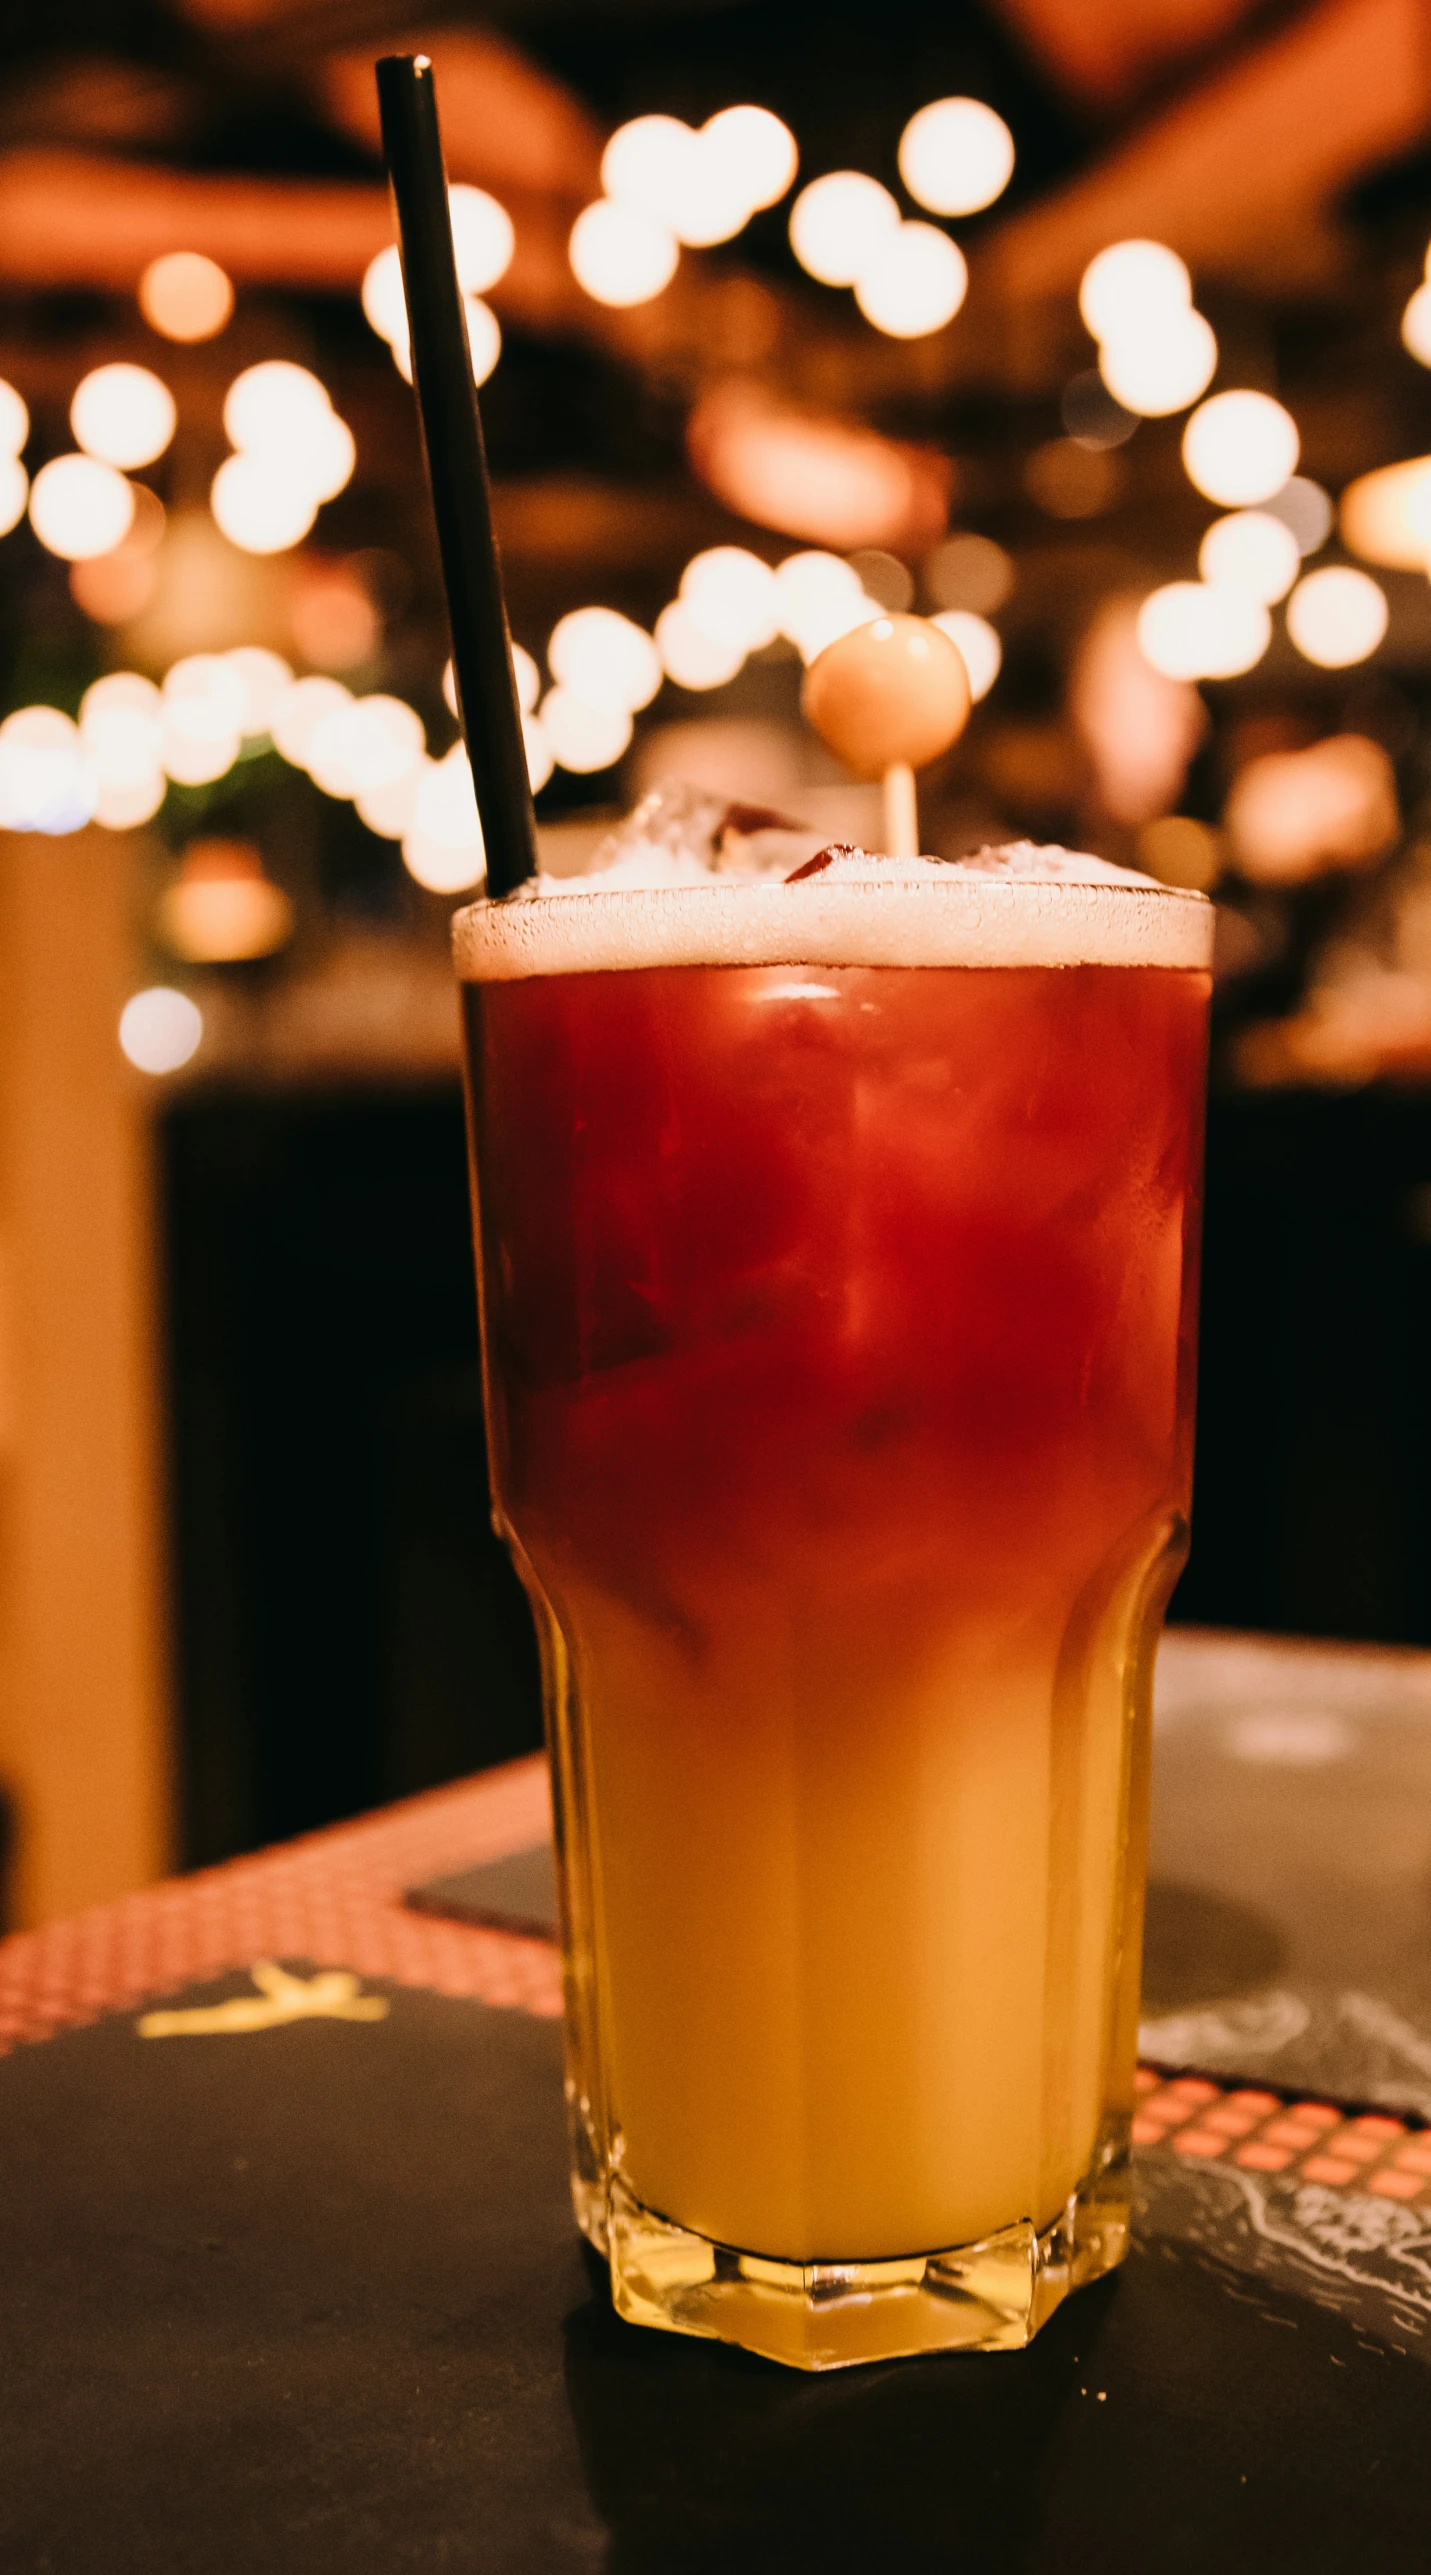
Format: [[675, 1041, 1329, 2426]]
[[0, 1755, 562, 2055]]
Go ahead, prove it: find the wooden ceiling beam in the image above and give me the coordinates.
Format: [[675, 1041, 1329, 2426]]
[[986, 0, 1431, 305]]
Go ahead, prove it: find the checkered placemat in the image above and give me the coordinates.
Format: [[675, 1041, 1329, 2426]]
[[0, 1756, 562, 2057], [1135, 2067, 1431, 2202]]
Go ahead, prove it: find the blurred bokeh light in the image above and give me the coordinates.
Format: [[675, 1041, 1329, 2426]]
[[157, 841, 294, 964], [1182, 393, 1300, 506], [569, 199, 678, 306], [119, 988, 203, 1074], [1227, 736, 1398, 882], [855, 225, 967, 338], [1199, 511, 1301, 603], [898, 99, 1013, 217], [1138, 580, 1271, 681], [789, 174, 900, 288], [138, 253, 233, 343], [29, 456, 135, 561], [1286, 566, 1389, 668], [71, 366, 176, 472]]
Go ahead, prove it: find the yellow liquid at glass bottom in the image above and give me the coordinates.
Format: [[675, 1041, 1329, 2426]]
[[569, 1542, 1167, 2265]]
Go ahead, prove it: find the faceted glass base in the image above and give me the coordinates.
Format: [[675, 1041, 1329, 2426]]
[[593, 2148, 1131, 2373]]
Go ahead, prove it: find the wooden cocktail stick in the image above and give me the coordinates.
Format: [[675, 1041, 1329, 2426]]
[[802, 615, 971, 857], [883, 762, 919, 859]]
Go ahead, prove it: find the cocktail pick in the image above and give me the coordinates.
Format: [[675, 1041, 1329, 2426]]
[[376, 53, 539, 898], [802, 614, 971, 858]]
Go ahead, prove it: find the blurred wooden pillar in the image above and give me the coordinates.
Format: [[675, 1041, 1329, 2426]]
[[0, 828, 170, 1926]]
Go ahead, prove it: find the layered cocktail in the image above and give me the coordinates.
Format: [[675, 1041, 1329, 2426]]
[[456, 828, 1211, 2368]]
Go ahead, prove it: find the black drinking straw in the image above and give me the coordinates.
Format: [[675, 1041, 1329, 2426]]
[[376, 54, 539, 897]]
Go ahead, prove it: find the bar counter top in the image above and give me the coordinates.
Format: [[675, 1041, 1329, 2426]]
[[3, 1629, 1431, 2572]]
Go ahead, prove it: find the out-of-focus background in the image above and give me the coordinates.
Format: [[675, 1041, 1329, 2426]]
[[2, 0, 1431, 1929]]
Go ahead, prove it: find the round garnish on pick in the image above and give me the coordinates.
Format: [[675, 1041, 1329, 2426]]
[[801, 614, 971, 779]]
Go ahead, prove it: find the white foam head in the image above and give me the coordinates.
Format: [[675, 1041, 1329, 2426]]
[[453, 838, 1213, 979]]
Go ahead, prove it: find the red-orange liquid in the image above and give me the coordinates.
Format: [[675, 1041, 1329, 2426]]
[[464, 958, 1208, 2262]]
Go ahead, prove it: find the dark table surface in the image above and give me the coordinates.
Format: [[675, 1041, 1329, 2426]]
[[4, 1628, 1431, 2574], [1147, 1628, 1431, 2108]]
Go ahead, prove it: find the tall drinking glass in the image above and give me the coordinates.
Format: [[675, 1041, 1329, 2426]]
[[456, 857, 1212, 2370]]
